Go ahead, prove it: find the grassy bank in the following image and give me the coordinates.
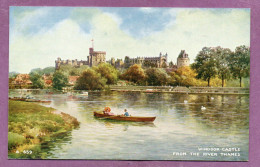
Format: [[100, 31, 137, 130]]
[[8, 101, 79, 159]]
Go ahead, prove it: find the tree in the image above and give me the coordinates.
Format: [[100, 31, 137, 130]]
[[161, 62, 167, 68], [192, 47, 218, 86], [94, 63, 118, 85], [9, 72, 19, 79], [169, 61, 174, 68], [121, 64, 146, 84], [74, 69, 107, 90], [215, 47, 232, 87], [172, 66, 199, 86], [42, 67, 55, 75], [227, 45, 250, 87], [77, 65, 89, 74], [30, 68, 43, 75], [29, 72, 45, 89], [58, 64, 74, 76], [52, 71, 68, 90], [145, 68, 169, 86]]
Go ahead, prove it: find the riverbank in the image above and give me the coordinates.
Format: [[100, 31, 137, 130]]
[[8, 101, 80, 159], [109, 86, 250, 95]]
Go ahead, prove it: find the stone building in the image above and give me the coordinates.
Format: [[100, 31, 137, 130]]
[[177, 50, 190, 68], [55, 58, 88, 69], [55, 47, 106, 69], [109, 58, 124, 68], [115, 59, 124, 68], [124, 52, 168, 68], [87, 48, 106, 67]]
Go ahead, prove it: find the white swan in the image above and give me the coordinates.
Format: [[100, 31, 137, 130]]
[[211, 97, 214, 100], [184, 100, 188, 104], [201, 106, 206, 110]]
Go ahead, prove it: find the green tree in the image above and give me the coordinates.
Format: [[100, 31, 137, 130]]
[[52, 71, 68, 90], [30, 68, 43, 75], [227, 45, 250, 87], [9, 72, 19, 79], [58, 64, 74, 76], [215, 47, 232, 87], [94, 63, 118, 85], [192, 47, 218, 86], [169, 61, 174, 68], [161, 62, 167, 68], [74, 69, 107, 90], [29, 73, 45, 89], [42, 67, 55, 75], [77, 65, 89, 74], [121, 64, 146, 84], [145, 68, 169, 86], [30, 67, 55, 76]]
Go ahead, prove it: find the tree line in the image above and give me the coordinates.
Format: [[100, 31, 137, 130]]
[[192, 45, 250, 87], [10, 45, 249, 90]]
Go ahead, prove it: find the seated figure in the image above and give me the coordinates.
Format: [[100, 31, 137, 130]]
[[103, 107, 115, 116], [124, 109, 129, 117]]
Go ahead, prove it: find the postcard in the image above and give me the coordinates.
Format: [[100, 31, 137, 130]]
[[8, 7, 250, 161]]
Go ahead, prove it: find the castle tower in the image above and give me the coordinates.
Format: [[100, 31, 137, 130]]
[[87, 40, 106, 67], [111, 57, 115, 66], [55, 57, 62, 70], [177, 50, 190, 68]]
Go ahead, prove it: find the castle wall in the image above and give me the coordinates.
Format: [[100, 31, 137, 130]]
[[177, 57, 190, 68], [55, 47, 106, 69], [124, 53, 168, 68]]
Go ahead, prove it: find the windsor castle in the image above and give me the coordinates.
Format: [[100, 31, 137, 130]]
[[55, 45, 190, 70]]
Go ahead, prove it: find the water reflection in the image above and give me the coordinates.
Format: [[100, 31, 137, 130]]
[[9, 90, 249, 160]]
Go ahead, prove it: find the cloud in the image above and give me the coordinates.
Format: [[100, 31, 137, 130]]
[[88, 8, 250, 64], [139, 7, 157, 13], [9, 8, 250, 73], [10, 8, 50, 38], [10, 19, 90, 73]]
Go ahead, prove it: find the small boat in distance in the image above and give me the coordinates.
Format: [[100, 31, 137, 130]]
[[9, 96, 51, 103], [93, 112, 156, 122], [80, 91, 88, 96], [75, 91, 88, 97], [25, 99, 51, 103]]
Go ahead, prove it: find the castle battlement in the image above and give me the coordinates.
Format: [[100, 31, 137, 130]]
[[55, 47, 106, 70]]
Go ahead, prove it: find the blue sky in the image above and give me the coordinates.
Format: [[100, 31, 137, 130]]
[[9, 7, 250, 73]]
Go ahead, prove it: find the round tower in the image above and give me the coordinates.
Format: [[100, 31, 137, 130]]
[[177, 50, 190, 68]]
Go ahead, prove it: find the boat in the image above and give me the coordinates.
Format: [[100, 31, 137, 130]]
[[9, 97, 51, 103], [93, 112, 156, 122], [25, 99, 51, 103], [81, 91, 88, 96], [74, 91, 88, 97], [9, 97, 26, 101]]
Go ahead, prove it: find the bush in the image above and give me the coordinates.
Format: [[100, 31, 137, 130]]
[[52, 71, 68, 90], [145, 68, 169, 86], [121, 64, 146, 84], [74, 69, 107, 90], [94, 63, 118, 85], [8, 132, 26, 150]]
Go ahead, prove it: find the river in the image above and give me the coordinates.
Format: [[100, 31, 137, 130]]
[[9, 90, 249, 161]]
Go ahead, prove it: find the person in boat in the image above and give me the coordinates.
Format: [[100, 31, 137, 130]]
[[123, 109, 130, 117], [103, 107, 114, 116]]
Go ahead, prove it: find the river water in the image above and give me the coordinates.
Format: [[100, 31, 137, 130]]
[[9, 90, 249, 161]]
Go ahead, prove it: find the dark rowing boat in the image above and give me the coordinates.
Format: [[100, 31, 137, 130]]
[[9, 97, 51, 103], [93, 112, 156, 122], [24, 99, 51, 103]]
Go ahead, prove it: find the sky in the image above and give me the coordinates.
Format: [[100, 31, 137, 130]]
[[9, 7, 250, 73]]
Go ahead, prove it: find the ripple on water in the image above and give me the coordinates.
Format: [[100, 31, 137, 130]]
[[9, 90, 249, 160]]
